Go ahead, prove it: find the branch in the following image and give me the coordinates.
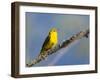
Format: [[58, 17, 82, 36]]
[[27, 29, 89, 67]]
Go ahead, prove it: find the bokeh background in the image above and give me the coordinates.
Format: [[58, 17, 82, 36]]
[[26, 12, 89, 67]]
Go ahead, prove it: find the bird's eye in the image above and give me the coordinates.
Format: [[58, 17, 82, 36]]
[[53, 30, 55, 32]]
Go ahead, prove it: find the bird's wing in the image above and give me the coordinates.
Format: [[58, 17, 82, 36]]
[[40, 35, 50, 53]]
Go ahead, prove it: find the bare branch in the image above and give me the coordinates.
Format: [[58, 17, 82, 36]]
[[27, 29, 89, 67]]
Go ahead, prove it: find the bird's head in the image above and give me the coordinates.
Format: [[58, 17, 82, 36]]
[[49, 28, 58, 40], [49, 28, 57, 34]]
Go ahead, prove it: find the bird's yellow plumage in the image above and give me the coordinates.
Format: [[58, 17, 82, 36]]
[[40, 28, 58, 58]]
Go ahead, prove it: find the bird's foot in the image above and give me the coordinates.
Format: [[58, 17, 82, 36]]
[[41, 54, 47, 60]]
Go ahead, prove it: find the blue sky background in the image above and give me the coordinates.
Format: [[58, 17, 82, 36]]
[[25, 12, 90, 67]]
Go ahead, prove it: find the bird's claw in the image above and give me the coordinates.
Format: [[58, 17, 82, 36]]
[[41, 54, 47, 60]]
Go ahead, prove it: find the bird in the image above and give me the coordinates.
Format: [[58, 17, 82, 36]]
[[39, 28, 58, 59]]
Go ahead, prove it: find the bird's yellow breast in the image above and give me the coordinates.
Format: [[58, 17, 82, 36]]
[[50, 32, 58, 45]]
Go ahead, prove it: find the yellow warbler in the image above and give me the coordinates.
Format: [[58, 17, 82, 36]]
[[40, 28, 58, 58]]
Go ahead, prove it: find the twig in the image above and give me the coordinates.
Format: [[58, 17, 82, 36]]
[[27, 29, 89, 67]]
